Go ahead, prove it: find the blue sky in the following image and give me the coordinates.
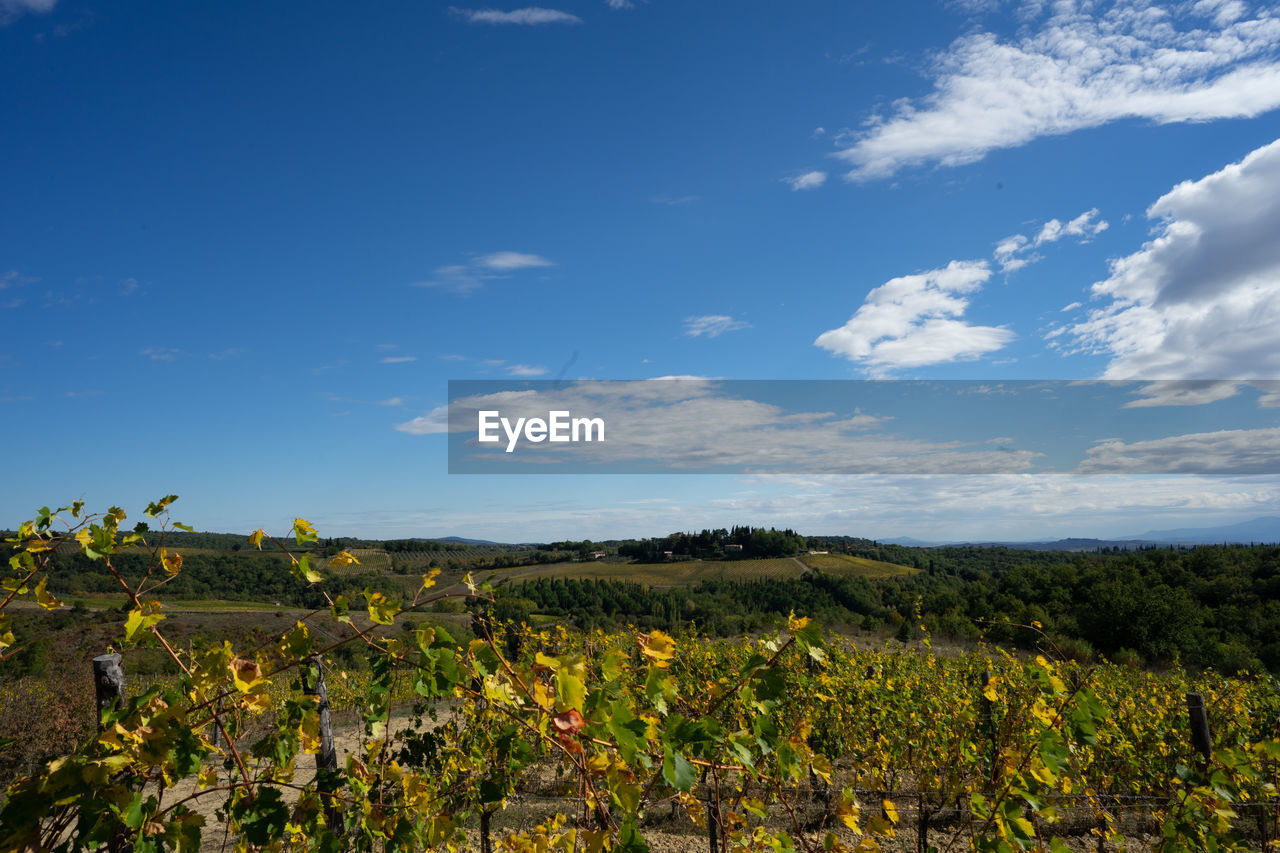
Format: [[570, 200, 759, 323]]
[[5, 0, 1280, 542]]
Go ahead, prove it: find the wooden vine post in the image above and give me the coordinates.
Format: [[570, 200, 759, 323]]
[[302, 655, 342, 834], [979, 670, 996, 786], [92, 653, 125, 728], [92, 653, 130, 853], [1186, 692, 1212, 771]]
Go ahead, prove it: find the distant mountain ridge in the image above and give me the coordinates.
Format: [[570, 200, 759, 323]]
[[882, 517, 1280, 550], [1124, 516, 1280, 544]]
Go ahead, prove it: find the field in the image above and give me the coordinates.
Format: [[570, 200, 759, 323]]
[[798, 551, 917, 577], [384, 553, 918, 589], [493, 557, 810, 586]]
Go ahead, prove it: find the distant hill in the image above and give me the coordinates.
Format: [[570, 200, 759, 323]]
[[1124, 516, 1280, 544], [434, 535, 507, 546], [883, 517, 1280, 550]]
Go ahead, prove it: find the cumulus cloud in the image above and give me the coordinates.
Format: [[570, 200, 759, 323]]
[[813, 260, 1014, 374], [450, 7, 582, 24], [684, 315, 751, 338], [837, 1, 1280, 180], [1067, 137, 1280, 377], [784, 171, 828, 191], [395, 405, 450, 435], [995, 208, 1109, 271]]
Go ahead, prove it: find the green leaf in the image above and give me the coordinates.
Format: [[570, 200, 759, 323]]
[[124, 601, 165, 644], [662, 747, 696, 791], [144, 495, 178, 518], [331, 595, 351, 624], [556, 670, 585, 712], [616, 819, 650, 853], [292, 554, 324, 584]]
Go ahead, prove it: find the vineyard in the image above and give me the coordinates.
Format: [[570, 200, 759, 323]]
[[1, 499, 1279, 852]]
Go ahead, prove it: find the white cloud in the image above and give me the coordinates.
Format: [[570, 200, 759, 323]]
[[0, 270, 36, 290], [395, 406, 450, 435], [605, 0, 633, 8], [814, 260, 1015, 374], [442, 380, 1041, 473], [1120, 380, 1246, 407], [450, 7, 582, 25], [380, 397, 405, 406], [0, 0, 57, 23], [140, 347, 182, 362], [380, 356, 418, 364], [837, 1, 1280, 180], [1079, 426, 1280, 473], [995, 208, 1109, 271], [651, 194, 701, 205], [506, 364, 549, 376], [413, 264, 487, 294], [785, 171, 828, 191], [477, 251, 555, 270], [414, 250, 555, 294], [1067, 137, 1280, 377], [684, 315, 751, 338]]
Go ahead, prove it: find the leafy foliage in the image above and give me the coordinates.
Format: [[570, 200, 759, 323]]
[[1, 498, 1278, 853]]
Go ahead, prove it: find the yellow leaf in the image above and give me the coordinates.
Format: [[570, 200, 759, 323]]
[[292, 518, 317, 543], [421, 568, 440, 590], [34, 577, 63, 610], [248, 528, 265, 549], [161, 548, 183, 576], [197, 766, 218, 789], [330, 550, 360, 568], [638, 630, 676, 668], [882, 799, 899, 825], [124, 600, 165, 642], [230, 657, 263, 693]]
